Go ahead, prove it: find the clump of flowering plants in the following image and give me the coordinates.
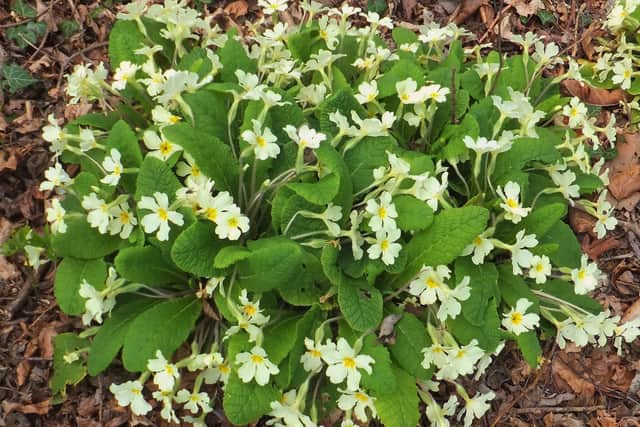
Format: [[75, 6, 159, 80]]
[[14, 0, 640, 425]]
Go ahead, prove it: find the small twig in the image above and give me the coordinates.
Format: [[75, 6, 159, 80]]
[[514, 405, 605, 414], [5, 273, 33, 319], [478, 5, 512, 44]]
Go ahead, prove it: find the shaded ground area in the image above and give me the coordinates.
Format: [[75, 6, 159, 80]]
[[1, 0, 639, 425]]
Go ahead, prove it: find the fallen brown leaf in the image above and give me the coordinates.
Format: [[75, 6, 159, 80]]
[[452, 0, 487, 24], [552, 357, 595, 400], [607, 133, 640, 200], [0, 148, 19, 172], [569, 207, 596, 235], [401, 0, 418, 20], [562, 80, 627, 106], [224, 0, 248, 17], [2, 399, 51, 415], [622, 298, 640, 322], [582, 235, 623, 260], [505, 0, 544, 16]]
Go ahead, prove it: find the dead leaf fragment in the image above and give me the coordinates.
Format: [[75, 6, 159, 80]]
[[452, 0, 487, 24], [607, 133, 640, 200], [562, 80, 627, 106], [552, 357, 595, 400], [224, 0, 248, 17], [2, 400, 51, 415], [622, 298, 640, 322], [505, 0, 545, 16]]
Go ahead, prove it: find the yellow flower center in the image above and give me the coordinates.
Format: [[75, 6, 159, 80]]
[[206, 208, 217, 221], [623, 70, 632, 79], [570, 107, 578, 117], [310, 349, 322, 358], [219, 363, 230, 374], [131, 387, 142, 395], [251, 354, 264, 364], [432, 345, 443, 353], [256, 136, 267, 147], [342, 357, 356, 369], [577, 270, 586, 280], [166, 365, 174, 375], [511, 312, 523, 325], [191, 165, 200, 176], [400, 93, 410, 102], [243, 304, 257, 316], [100, 203, 109, 212], [169, 115, 181, 124], [425, 278, 439, 289], [506, 198, 518, 208], [114, 165, 122, 176], [380, 239, 390, 251], [159, 140, 172, 156], [535, 263, 544, 272], [190, 395, 199, 402], [119, 211, 130, 224], [377, 207, 387, 219], [473, 236, 483, 246], [228, 217, 239, 228], [354, 392, 368, 402], [455, 350, 466, 359], [158, 208, 168, 221], [320, 30, 328, 40]]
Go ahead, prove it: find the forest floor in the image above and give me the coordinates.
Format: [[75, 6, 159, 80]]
[[1, 0, 640, 426]]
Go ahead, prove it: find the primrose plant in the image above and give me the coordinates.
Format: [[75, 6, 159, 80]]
[[17, 0, 640, 425]]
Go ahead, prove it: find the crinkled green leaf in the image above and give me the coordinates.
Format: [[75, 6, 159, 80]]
[[88, 296, 157, 375], [338, 277, 382, 331], [115, 245, 186, 286], [393, 195, 434, 231], [223, 373, 280, 425], [374, 366, 420, 427], [456, 257, 500, 326], [171, 221, 227, 277], [1, 63, 38, 94], [237, 237, 305, 292], [388, 206, 489, 290], [51, 217, 121, 260], [448, 299, 503, 352], [135, 156, 182, 201], [122, 295, 202, 372], [51, 333, 89, 396], [388, 313, 432, 379], [54, 257, 107, 316]]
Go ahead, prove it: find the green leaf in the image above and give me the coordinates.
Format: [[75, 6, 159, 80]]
[[495, 203, 567, 243], [456, 258, 500, 326], [318, 88, 366, 136], [539, 221, 582, 268], [367, 0, 387, 14], [389, 206, 489, 290], [574, 172, 603, 195], [223, 373, 280, 425], [183, 90, 229, 142], [279, 251, 328, 306], [391, 27, 418, 46], [108, 20, 146, 67], [163, 123, 239, 195], [448, 299, 503, 352], [50, 333, 89, 396], [51, 217, 121, 259], [115, 246, 186, 286], [493, 137, 561, 183], [263, 315, 301, 364], [338, 277, 383, 331], [122, 295, 202, 372], [360, 335, 396, 394], [533, 279, 602, 315], [135, 156, 182, 201], [287, 173, 340, 205], [377, 59, 425, 98], [497, 264, 540, 310], [214, 245, 251, 269], [11, 0, 36, 17], [88, 297, 157, 375], [343, 136, 396, 193], [218, 28, 257, 82], [389, 313, 432, 379], [316, 144, 354, 218], [6, 21, 46, 49], [393, 195, 434, 231], [54, 257, 107, 315], [277, 307, 319, 388], [374, 366, 420, 427], [105, 120, 143, 167], [1, 63, 38, 94], [171, 221, 227, 277], [237, 238, 305, 292], [516, 331, 542, 368]]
